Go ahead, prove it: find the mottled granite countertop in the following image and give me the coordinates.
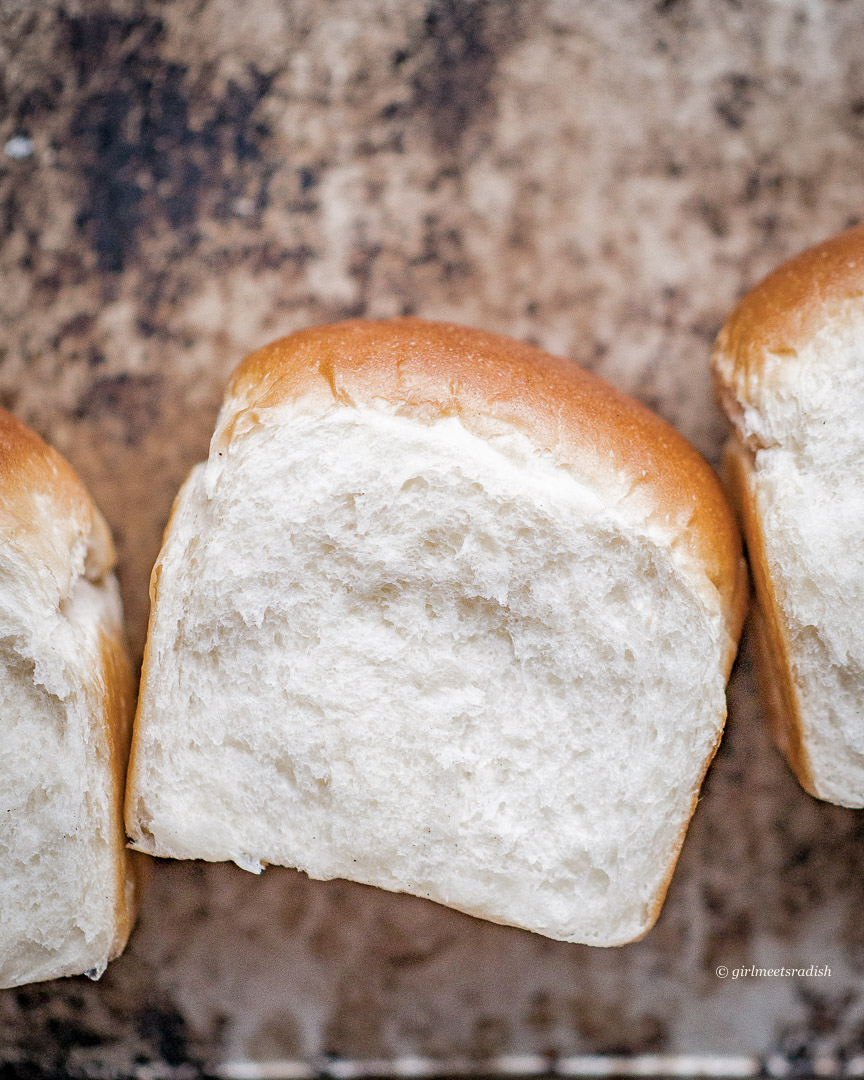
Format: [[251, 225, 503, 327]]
[[2, 0, 864, 1074]]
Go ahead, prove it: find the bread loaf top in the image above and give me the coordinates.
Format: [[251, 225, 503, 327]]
[[713, 222, 864, 417], [213, 318, 746, 668], [0, 408, 116, 589]]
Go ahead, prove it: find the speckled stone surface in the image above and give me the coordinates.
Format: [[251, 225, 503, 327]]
[[2, 0, 864, 1073]]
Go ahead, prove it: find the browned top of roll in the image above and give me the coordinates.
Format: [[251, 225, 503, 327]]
[[713, 223, 864, 400], [0, 408, 115, 582], [220, 318, 746, 656]]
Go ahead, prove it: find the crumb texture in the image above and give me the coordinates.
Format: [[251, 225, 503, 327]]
[[129, 406, 727, 945], [0, 526, 129, 988], [716, 309, 864, 807]]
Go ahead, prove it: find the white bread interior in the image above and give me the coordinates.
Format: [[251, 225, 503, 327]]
[[127, 321, 744, 946], [0, 411, 137, 989], [713, 224, 864, 808], [715, 315, 864, 807]]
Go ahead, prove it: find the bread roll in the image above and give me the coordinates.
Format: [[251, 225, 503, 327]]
[[0, 410, 139, 988], [126, 318, 745, 945], [713, 224, 864, 808]]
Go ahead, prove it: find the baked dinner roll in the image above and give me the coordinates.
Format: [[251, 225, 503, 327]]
[[0, 410, 139, 988], [713, 224, 864, 808], [126, 318, 745, 945]]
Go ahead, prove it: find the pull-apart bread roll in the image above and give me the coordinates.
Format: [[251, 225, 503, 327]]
[[127, 319, 745, 946], [713, 224, 864, 808], [0, 411, 137, 988]]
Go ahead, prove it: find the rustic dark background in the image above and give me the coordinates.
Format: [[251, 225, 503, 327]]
[[2, 0, 864, 1074]]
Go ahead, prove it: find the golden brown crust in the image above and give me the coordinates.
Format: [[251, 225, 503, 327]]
[[99, 623, 143, 958], [721, 436, 815, 794], [0, 407, 139, 964], [713, 222, 864, 404], [634, 709, 729, 944], [0, 409, 104, 564], [221, 318, 746, 655]]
